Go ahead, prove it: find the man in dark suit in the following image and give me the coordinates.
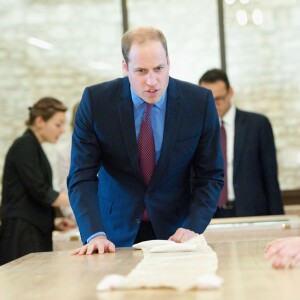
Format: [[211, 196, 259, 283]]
[[67, 27, 223, 255], [199, 68, 284, 218]]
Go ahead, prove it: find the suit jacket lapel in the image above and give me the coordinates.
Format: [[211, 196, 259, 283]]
[[118, 77, 183, 187], [149, 78, 183, 189], [118, 77, 142, 182], [234, 109, 248, 176]]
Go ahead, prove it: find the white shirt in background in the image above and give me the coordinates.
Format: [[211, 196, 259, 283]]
[[221, 104, 236, 202]]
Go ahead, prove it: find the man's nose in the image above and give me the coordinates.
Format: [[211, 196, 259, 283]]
[[146, 71, 157, 85]]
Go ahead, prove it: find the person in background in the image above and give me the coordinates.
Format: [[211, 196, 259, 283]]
[[265, 237, 300, 269], [68, 26, 223, 255], [199, 68, 284, 218], [0, 97, 72, 265], [56, 102, 79, 223]]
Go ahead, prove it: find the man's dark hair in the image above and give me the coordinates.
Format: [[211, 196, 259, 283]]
[[198, 68, 230, 89]]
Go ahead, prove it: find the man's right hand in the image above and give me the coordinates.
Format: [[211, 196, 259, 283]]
[[70, 235, 115, 255]]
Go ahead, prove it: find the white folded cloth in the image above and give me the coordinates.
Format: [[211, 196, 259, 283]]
[[97, 235, 223, 292], [133, 239, 197, 252]]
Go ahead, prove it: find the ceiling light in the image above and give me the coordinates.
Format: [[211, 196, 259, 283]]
[[27, 37, 54, 50], [252, 9, 263, 25], [236, 9, 248, 26]]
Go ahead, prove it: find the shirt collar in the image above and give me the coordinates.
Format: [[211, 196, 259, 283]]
[[130, 87, 167, 110], [221, 104, 236, 126]]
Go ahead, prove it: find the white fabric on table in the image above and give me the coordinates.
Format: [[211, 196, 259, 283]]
[[97, 235, 223, 291]]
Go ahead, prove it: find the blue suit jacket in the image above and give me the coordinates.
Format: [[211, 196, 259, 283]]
[[233, 109, 284, 216], [68, 77, 223, 246]]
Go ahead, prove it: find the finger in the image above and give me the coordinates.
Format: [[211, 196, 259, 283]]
[[183, 232, 198, 242], [264, 247, 275, 258], [272, 255, 288, 269], [264, 238, 286, 252], [169, 228, 193, 242], [172, 233, 184, 243], [265, 242, 280, 255], [179, 230, 195, 243], [168, 233, 176, 241], [70, 247, 83, 255], [289, 253, 300, 268], [265, 243, 284, 259], [264, 243, 273, 254], [107, 242, 116, 253], [179, 233, 190, 243], [84, 243, 101, 255], [96, 244, 105, 255], [168, 235, 174, 241], [168, 233, 177, 241], [264, 239, 284, 253], [78, 245, 89, 255]]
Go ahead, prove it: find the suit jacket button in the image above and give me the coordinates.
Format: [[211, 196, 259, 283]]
[[135, 219, 141, 224]]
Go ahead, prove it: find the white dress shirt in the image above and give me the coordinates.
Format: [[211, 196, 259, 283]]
[[221, 105, 236, 202]]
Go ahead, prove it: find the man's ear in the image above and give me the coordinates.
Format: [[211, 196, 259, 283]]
[[228, 86, 234, 98], [122, 59, 128, 76]]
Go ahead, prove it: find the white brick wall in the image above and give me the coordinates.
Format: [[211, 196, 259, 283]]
[[224, 0, 300, 189], [0, 0, 299, 203]]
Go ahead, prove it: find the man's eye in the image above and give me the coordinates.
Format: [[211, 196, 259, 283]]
[[136, 69, 146, 74]]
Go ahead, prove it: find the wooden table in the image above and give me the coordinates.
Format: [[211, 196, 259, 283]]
[[204, 214, 300, 242], [1, 215, 300, 300]]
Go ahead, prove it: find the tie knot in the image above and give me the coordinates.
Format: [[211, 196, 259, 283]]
[[145, 103, 153, 112]]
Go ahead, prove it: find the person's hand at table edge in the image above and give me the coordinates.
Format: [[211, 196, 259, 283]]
[[71, 235, 115, 255], [168, 228, 198, 243]]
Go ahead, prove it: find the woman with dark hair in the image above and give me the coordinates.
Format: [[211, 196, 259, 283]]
[[0, 97, 71, 265]]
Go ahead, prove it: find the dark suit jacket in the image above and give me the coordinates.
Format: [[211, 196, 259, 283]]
[[68, 77, 224, 246], [233, 109, 284, 216], [1, 129, 58, 233]]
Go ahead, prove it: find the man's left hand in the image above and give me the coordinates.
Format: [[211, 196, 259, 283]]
[[168, 228, 198, 243]]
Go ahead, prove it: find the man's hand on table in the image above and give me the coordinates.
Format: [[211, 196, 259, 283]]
[[71, 227, 198, 255], [168, 228, 198, 243], [71, 235, 115, 255]]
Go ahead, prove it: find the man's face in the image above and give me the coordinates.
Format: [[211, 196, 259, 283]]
[[122, 40, 170, 104], [200, 80, 233, 118]]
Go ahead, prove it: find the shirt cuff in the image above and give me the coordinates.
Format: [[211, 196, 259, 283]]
[[87, 232, 107, 243]]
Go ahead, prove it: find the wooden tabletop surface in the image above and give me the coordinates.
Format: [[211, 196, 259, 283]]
[[1, 215, 300, 300]]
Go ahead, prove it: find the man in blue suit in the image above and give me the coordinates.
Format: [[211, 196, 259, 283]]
[[199, 68, 284, 218], [68, 27, 223, 255]]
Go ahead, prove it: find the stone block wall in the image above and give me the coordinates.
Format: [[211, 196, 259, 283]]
[[0, 0, 299, 203], [224, 0, 300, 189]]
